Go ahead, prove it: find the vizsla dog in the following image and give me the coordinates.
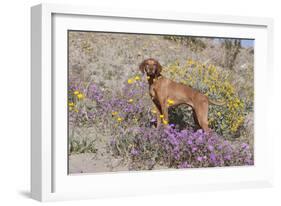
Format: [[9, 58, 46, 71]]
[[139, 58, 224, 132]]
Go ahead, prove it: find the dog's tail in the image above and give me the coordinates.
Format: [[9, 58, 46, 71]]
[[208, 98, 225, 106]]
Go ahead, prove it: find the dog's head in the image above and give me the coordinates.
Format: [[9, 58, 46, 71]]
[[139, 58, 162, 77]]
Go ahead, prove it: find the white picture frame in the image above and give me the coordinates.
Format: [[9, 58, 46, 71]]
[[31, 3, 274, 202]]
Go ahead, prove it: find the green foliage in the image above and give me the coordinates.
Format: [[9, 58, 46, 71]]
[[70, 139, 98, 154]]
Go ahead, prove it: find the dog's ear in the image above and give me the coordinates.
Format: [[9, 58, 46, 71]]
[[139, 60, 146, 74], [155, 60, 162, 76]]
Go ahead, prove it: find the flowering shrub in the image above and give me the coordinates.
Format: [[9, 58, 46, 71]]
[[106, 75, 153, 128], [110, 126, 253, 170], [68, 78, 106, 127], [68, 60, 253, 169], [162, 59, 246, 138]]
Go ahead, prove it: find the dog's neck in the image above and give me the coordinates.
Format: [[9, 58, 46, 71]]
[[147, 74, 162, 85]]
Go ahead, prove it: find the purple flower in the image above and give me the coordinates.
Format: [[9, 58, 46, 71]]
[[197, 136, 203, 142], [210, 153, 216, 162], [224, 154, 231, 161], [197, 156, 203, 162], [192, 147, 198, 152], [241, 143, 250, 150], [130, 148, 139, 156], [208, 145, 214, 151], [173, 150, 180, 160]]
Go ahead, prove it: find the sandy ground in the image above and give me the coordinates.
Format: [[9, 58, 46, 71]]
[[68, 125, 171, 174], [69, 153, 127, 174], [68, 125, 129, 173]]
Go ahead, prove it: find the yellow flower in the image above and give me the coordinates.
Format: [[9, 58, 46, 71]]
[[230, 126, 236, 132], [135, 76, 140, 80], [187, 59, 193, 65], [74, 109, 79, 113], [160, 114, 164, 119], [69, 107, 73, 111], [74, 90, 79, 95], [146, 76, 150, 80], [167, 99, 174, 104], [112, 111, 118, 116], [68, 102, 74, 107], [117, 117, 123, 122], [167, 99, 175, 106], [77, 93, 84, 100], [217, 112, 221, 117], [127, 79, 134, 84], [128, 99, 134, 103], [163, 119, 169, 125]]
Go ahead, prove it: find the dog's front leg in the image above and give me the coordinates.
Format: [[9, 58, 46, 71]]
[[156, 108, 162, 128], [152, 100, 162, 128], [162, 102, 169, 126]]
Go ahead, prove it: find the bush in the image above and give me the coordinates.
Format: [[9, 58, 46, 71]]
[[68, 78, 106, 127], [70, 139, 98, 154], [110, 126, 253, 170], [162, 59, 246, 138]]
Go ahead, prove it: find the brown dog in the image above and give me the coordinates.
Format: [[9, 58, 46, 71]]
[[139, 58, 224, 132]]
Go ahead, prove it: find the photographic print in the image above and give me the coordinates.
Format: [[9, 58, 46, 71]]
[[68, 31, 254, 174]]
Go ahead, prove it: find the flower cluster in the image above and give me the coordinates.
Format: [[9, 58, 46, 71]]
[[110, 126, 253, 170], [68, 79, 106, 126]]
